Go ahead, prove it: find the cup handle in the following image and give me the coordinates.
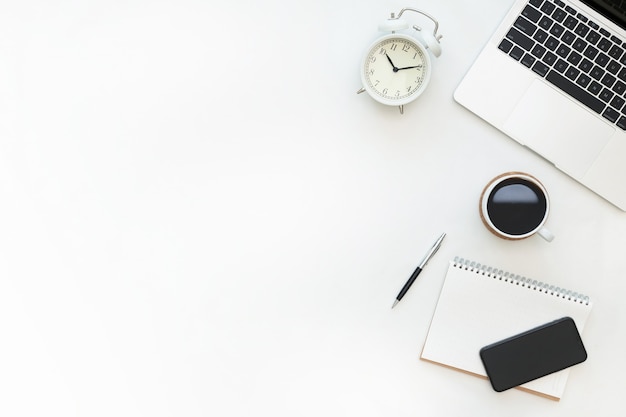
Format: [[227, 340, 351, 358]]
[[537, 227, 555, 242]]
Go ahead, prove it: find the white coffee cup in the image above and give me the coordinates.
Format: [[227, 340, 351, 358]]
[[479, 172, 554, 242]]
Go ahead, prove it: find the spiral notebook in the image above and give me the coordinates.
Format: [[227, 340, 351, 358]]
[[420, 257, 593, 400]]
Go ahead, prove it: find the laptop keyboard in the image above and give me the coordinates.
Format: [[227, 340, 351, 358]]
[[498, 0, 626, 129]]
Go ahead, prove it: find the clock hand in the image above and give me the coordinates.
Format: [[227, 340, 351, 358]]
[[385, 54, 399, 72], [397, 65, 423, 71]]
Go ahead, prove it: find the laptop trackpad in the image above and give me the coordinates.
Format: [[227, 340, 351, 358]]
[[503, 80, 614, 178]]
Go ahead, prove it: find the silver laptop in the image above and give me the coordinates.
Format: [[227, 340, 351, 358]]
[[455, 0, 626, 211]]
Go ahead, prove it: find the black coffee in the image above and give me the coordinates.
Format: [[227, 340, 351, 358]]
[[486, 178, 547, 236]]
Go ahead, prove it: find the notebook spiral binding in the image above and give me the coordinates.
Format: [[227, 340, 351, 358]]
[[453, 257, 591, 306]]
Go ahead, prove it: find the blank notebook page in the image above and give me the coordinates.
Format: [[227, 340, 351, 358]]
[[420, 258, 593, 400]]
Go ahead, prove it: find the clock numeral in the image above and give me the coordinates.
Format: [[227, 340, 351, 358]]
[[382, 88, 388, 95], [413, 52, 418, 59], [369, 55, 377, 63], [390, 43, 398, 51], [395, 90, 401, 97], [369, 69, 375, 76], [406, 86, 412, 93], [378, 48, 387, 55], [402, 44, 411, 52]]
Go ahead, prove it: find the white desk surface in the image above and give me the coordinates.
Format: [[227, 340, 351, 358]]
[[1, 1, 624, 416]]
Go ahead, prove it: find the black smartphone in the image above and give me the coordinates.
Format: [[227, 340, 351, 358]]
[[479, 317, 587, 392]]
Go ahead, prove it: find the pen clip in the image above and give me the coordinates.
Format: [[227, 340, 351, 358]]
[[418, 233, 446, 269]]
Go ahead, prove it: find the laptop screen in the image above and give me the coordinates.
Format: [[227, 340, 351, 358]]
[[582, 0, 626, 29]]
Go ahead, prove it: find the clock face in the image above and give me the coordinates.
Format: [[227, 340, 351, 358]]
[[361, 34, 431, 106]]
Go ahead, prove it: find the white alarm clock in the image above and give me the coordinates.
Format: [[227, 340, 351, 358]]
[[357, 8, 443, 114]]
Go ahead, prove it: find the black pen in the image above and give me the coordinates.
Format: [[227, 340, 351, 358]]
[[392, 233, 446, 308]]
